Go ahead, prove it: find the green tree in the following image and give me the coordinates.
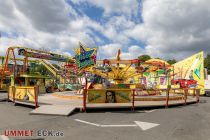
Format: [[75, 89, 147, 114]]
[[138, 55, 151, 62], [204, 53, 210, 74], [167, 59, 177, 65]]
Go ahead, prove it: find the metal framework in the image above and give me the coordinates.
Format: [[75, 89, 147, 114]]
[[0, 46, 75, 90], [83, 49, 172, 84]]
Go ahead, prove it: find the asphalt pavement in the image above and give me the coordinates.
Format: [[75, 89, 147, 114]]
[[0, 97, 210, 140]]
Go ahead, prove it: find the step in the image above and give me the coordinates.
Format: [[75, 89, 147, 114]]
[[30, 105, 76, 116]]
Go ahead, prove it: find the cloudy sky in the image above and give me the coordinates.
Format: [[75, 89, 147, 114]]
[[0, 0, 210, 60]]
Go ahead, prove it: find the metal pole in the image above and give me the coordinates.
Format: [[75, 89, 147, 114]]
[[166, 88, 169, 108], [34, 86, 38, 108], [132, 89, 135, 111], [193, 88, 195, 98], [12, 86, 15, 103], [196, 89, 200, 103], [184, 88, 188, 105], [83, 73, 87, 112], [165, 69, 170, 108]]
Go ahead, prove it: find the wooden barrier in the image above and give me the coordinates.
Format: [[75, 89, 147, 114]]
[[8, 86, 39, 107], [83, 88, 132, 112]]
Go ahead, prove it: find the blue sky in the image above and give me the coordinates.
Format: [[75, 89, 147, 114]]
[[0, 0, 209, 60], [66, 0, 145, 54]]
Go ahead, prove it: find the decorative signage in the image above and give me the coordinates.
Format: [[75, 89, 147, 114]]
[[75, 42, 97, 70], [18, 49, 72, 62]]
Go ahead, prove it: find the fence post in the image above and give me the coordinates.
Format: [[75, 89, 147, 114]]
[[183, 88, 188, 105], [12, 86, 15, 103], [196, 89, 200, 103], [132, 89, 135, 111], [83, 88, 87, 112], [34, 86, 39, 108], [83, 75, 87, 112], [193, 88, 195, 98], [165, 88, 169, 108], [7, 86, 10, 101]]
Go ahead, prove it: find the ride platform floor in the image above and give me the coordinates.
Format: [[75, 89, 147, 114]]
[[31, 92, 197, 116]]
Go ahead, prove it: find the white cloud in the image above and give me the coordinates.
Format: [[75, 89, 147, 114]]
[[13, 0, 74, 33], [121, 45, 145, 59], [98, 43, 122, 59], [1, 0, 209, 61], [102, 16, 135, 44], [97, 44, 145, 60], [0, 0, 141, 60], [126, 0, 210, 60], [0, 0, 98, 57]]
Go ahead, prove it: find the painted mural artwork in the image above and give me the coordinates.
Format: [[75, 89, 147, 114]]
[[75, 43, 97, 70], [88, 90, 105, 103], [8, 86, 36, 102], [140, 77, 147, 86], [137, 52, 204, 94], [143, 72, 162, 89], [105, 91, 116, 103], [159, 77, 167, 85], [88, 90, 131, 103], [18, 49, 72, 62], [173, 51, 204, 94], [115, 91, 131, 102]]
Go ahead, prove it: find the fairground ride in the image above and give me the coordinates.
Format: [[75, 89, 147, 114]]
[[0, 46, 76, 91], [84, 49, 173, 85]]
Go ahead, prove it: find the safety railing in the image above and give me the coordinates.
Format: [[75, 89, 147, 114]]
[[131, 87, 200, 110]]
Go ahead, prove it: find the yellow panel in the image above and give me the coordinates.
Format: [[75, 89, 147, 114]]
[[88, 90, 106, 103], [157, 85, 168, 89], [87, 89, 131, 103], [173, 51, 204, 95], [115, 90, 131, 103], [8, 86, 36, 102], [171, 85, 180, 89], [8, 86, 14, 99], [130, 85, 136, 89]]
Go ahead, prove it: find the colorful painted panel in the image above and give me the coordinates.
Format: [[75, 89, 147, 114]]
[[9, 86, 37, 102], [88, 90, 106, 103], [115, 90, 131, 103], [143, 72, 169, 89], [87, 89, 131, 103], [173, 51, 204, 94], [18, 49, 71, 62], [75, 42, 97, 70]]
